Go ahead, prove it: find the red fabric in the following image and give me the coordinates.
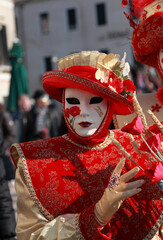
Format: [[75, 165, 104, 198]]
[[157, 86, 163, 105], [63, 65, 98, 81], [132, 12, 163, 67], [42, 65, 134, 115], [132, 0, 155, 9], [131, 0, 155, 19], [13, 130, 163, 240]]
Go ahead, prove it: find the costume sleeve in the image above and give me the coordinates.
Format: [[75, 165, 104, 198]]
[[15, 159, 83, 240], [15, 158, 111, 240]]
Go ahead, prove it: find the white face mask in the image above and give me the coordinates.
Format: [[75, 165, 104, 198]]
[[64, 88, 108, 137], [159, 48, 163, 71]]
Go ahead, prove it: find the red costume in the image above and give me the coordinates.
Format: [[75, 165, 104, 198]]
[[10, 51, 163, 239], [11, 130, 163, 239]]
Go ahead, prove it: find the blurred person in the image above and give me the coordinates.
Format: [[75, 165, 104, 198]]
[[25, 89, 67, 141], [18, 93, 31, 113], [0, 133, 16, 240], [12, 94, 31, 143], [0, 98, 16, 180]]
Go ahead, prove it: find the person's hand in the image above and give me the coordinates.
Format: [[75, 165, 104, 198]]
[[94, 158, 145, 227]]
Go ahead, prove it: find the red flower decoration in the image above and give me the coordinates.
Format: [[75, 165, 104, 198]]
[[122, 0, 128, 7], [139, 133, 162, 153], [65, 108, 70, 118], [145, 162, 163, 183], [111, 78, 123, 93], [69, 106, 81, 117], [151, 104, 162, 112], [157, 86, 163, 106], [142, 10, 147, 21], [156, 4, 161, 10], [148, 123, 163, 134], [121, 115, 144, 135], [123, 79, 136, 93], [109, 71, 115, 80]]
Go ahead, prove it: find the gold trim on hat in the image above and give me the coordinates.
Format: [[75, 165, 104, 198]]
[[57, 51, 122, 71], [42, 71, 133, 108]]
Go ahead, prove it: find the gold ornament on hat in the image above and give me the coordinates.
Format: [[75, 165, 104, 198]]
[[57, 51, 134, 98]]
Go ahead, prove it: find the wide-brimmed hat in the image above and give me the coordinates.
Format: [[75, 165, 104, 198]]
[[42, 51, 136, 115], [123, 0, 163, 67]]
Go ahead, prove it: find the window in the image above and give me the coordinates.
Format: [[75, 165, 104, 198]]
[[40, 12, 49, 34], [96, 3, 107, 25], [44, 57, 52, 71], [67, 8, 77, 30], [0, 25, 8, 65]]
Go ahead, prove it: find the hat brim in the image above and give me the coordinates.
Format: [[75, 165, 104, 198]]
[[42, 70, 134, 115], [132, 12, 163, 67]]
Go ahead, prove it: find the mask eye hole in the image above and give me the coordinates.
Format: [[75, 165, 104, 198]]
[[90, 97, 103, 104], [66, 98, 80, 104]]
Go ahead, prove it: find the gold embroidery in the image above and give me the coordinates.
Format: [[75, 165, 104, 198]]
[[62, 132, 113, 150], [12, 143, 54, 221], [42, 71, 133, 107], [143, 212, 163, 239], [94, 106, 103, 117]]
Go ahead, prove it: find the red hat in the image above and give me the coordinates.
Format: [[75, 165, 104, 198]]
[[123, 0, 163, 67], [42, 51, 136, 115]]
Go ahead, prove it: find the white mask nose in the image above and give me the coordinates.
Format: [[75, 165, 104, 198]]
[[79, 103, 90, 117]]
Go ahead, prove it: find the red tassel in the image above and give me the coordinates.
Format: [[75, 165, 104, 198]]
[[157, 86, 163, 106]]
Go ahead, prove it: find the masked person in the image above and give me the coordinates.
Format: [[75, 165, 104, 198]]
[[10, 51, 162, 240], [114, 0, 163, 128]]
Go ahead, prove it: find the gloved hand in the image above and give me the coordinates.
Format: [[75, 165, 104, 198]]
[[94, 158, 145, 227]]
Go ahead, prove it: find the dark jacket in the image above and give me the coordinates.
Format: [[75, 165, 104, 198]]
[[0, 111, 15, 180], [24, 103, 67, 141], [0, 111, 15, 155], [0, 135, 16, 239]]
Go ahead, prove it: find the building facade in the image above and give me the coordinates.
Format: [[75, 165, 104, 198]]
[[0, 0, 16, 102], [15, 0, 133, 95]]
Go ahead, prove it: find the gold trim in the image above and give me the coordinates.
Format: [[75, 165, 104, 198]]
[[62, 131, 114, 150], [42, 71, 133, 108], [143, 211, 163, 240], [13, 143, 54, 221], [144, 0, 163, 20]]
